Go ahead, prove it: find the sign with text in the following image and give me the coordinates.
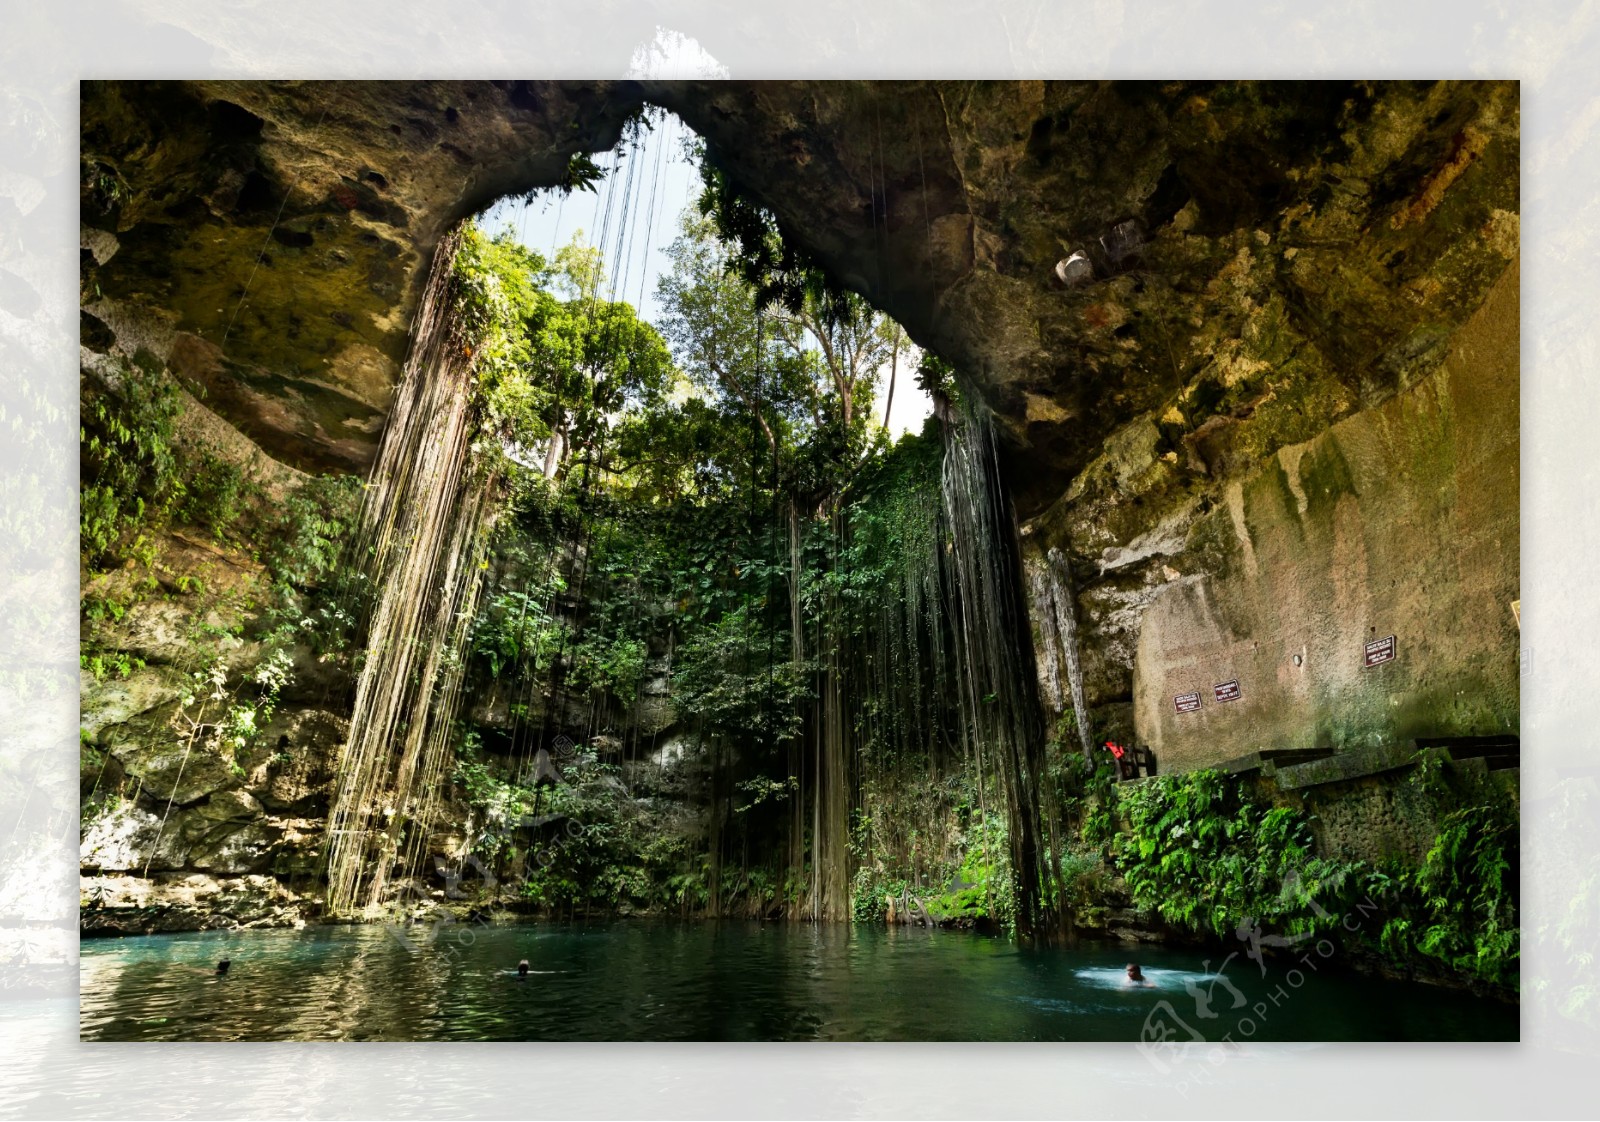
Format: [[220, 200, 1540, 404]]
[[1214, 679, 1241, 703], [1174, 691, 1202, 715], [1363, 634, 1397, 668]]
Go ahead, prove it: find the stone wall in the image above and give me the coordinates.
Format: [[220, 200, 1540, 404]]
[[1243, 749, 1519, 867], [1288, 764, 1517, 869], [1130, 262, 1518, 770]]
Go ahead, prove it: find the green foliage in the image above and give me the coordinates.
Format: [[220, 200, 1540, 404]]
[[1366, 756, 1520, 986], [695, 154, 854, 321], [80, 588, 133, 627], [673, 606, 811, 743], [1409, 744, 1450, 796], [451, 728, 725, 915], [451, 734, 536, 865], [452, 226, 557, 442], [452, 222, 673, 459], [444, 185, 960, 933], [1070, 759, 1118, 840], [81, 349, 358, 598], [1380, 802, 1519, 987], [1101, 766, 1519, 989], [1111, 770, 1356, 940], [267, 473, 362, 584], [173, 444, 252, 539], [236, 472, 367, 660], [80, 352, 181, 568], [923, 810, 1016, 928], [471, 584, 569, 678], [654, 211, 896, 499], [78, 356, 324, 777], [508, 759, 710, 914], [563, 152, 606, 194], [259, 472, 361, 592], [849, 865, 904, 923], [848, 793, 1017, 932], [831, 429, 943, 625], [1056, 846, 1111, 918], [568, 632, 648, 702], [165, 646, 297, 784], [914, 351, 958, 406], [734, 774, 798, 815], [80, 649, 145, 682]]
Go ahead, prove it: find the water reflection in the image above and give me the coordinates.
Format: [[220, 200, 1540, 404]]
[[79, 921, 1517, 1043]]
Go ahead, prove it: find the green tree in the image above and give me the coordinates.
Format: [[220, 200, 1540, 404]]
[[454, 224, 674, 482]]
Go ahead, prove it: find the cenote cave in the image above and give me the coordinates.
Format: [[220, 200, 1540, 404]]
[[78, 79, 1521, 1042]]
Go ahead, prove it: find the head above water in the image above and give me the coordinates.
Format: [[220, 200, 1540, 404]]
[[1125, 963, 1144, 981], [216, 959, 231, 976], [517, 959, 530, 977]]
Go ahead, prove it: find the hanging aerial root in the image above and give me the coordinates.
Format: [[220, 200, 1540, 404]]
[[939, 398, 1065, 939], [324, 229, 502, 918]]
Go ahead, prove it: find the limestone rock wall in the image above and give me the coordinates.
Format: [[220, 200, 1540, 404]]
[[1008, 85, 1520, 769], [80, 565, 349, 935], [1123, 262, 1518, 767], [79, 316, 354, 933], [80, 80, 640, 474]]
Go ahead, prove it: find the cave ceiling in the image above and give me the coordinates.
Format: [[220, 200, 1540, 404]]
[[80, 79, 1518, 516]]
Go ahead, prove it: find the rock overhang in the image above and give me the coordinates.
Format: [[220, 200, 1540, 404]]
[[81, 79, 1518, 519]]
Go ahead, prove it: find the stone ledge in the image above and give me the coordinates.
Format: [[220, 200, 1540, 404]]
[[1213, 748, 1336, 777], [1274, 743, 1421, 790]]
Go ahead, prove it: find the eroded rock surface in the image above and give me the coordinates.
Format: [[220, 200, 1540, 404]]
[[80, 873, 309, 935], [83, 81, 1517, 506]]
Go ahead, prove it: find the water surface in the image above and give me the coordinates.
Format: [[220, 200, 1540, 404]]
[[79, 920, 1516, 1042]]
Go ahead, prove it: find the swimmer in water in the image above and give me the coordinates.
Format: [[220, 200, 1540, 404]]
[[1125, 963, 1153, 987], [215, 959, 231, 977], [517, 959, 530, 979]]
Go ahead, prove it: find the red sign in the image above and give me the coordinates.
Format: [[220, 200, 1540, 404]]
[[1174, 691, 1202, 714], [1214, 679, 1241, 703], [1364, 635, 1397, 668]]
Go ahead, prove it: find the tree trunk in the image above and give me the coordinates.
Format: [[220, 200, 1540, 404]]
[[542, 419, 567, 480], [881, 330, 899, 430]]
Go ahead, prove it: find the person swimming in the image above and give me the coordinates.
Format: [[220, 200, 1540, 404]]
[[215, 959, 231, 977], [516, 959, 530, 979], [1125, 963, 1153, 987]]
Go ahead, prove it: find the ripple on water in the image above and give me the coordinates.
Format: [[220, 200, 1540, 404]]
[[1072, 965, 1220, 991]]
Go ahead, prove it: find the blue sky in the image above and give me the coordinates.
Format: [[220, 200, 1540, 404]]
[[478, 109, 699, 330], [476, 95, 932, 439]]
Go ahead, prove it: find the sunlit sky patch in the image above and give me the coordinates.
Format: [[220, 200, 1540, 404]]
[[479, 29, 932, 439]]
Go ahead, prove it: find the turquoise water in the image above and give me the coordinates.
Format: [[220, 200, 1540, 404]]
[[79, 921, 1516, 1042]]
